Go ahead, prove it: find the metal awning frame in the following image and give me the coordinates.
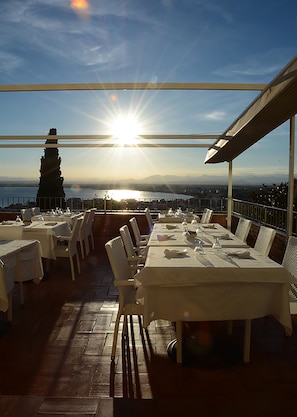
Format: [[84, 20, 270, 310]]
[[0, 76, 296, 236]]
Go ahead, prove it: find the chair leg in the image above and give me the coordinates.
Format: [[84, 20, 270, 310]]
[[90, 234, 95, 250], [69, 257, 76, 281], [243, 319, 251, 364], [7, 292, 12, 322], [19, 281, 24, 305], [111, 310, 122, 360], [76, 254, 81, 274], [176, 320, 183, 366], [80, 239, 85, 259], [84, 238, 90, 256]]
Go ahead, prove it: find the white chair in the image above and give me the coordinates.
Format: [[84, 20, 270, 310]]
[[282, 236, 297, 314], [85, 209, 96, 255], [55, 217, 82, 281], [144, 208, 155, 232], [129, 217, 150, 248], [105, 236, 143, 360], [78, 212, 88, 259], [235, 218, 251, 243], [20, 208, 32, 223], [200, 208, 213, 224], [120, 225, 146, 274], [254, 226, 276, 256], [31, 207, 41, 216]]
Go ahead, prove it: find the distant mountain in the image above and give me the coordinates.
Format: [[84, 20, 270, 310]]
[[0, 173, 289, 187]]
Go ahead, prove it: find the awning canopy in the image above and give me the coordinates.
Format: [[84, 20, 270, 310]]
[[205, 54, 297, 164]]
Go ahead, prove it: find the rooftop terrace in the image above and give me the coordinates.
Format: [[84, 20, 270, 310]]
[[1, 212, 297, 416]]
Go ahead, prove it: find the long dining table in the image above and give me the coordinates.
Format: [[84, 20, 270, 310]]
[[135, 222, 293, 365]]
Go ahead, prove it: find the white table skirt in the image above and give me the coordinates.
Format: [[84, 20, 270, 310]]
[[135, 246, 293, 335], [23, 221, 71, 259], [0, 240, 43, 312], [0, 221, 25, 240]]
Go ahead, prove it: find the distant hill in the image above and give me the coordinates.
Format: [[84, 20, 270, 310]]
[[0, 173, 289, 187]]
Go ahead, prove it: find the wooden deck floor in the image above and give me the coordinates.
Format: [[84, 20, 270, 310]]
[[1, 229, 297, 416]]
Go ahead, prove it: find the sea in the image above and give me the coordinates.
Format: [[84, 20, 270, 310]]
[[0, 185, 192, 208]]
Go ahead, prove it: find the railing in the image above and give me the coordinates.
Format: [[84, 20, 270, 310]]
[[0, 195, 227, 213], [233, 199, 297, 233], [3, 194, 295, 234]]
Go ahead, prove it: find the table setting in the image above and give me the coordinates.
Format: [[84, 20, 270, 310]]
[[135, 221, 294, 365]]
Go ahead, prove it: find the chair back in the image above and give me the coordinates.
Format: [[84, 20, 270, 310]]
[[120, 225, 137, 258], [282, 236, 297, 278], [31, 207, 41, 216], [145, 208, 154, 230], [86, 208, 95, 235], [20, 208, 32, 222], [282, 236, 297, 304], [69, 217, 82, 255], [235, 218, 251, 242], [254, 226, 276, 256], [105, 236, 133, 284], [201, 208, 213, 224], [129, 217, 142, 245]]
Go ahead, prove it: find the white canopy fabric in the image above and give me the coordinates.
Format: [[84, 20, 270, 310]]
[[205, 54, 297, 164]]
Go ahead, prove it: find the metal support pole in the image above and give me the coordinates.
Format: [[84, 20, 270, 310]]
[[227, 161, 233, 231], [287, 116, 295, 237]]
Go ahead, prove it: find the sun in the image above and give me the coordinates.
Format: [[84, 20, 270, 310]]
[[111, 114, 141, 145]]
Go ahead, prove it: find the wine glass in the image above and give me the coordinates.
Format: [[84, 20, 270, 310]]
[[212, 237, 222, 251], [194, 239, 204, 254]]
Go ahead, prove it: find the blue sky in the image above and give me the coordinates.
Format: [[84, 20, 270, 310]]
[[0, 0, 296, 185]]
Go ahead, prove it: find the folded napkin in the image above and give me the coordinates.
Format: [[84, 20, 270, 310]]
[[228, 250, 251, 259], [2, 221, 13, 225], [214, 233, 230, 240], [164, 249, 188, 258], [157, 234, 173, 241], [166, 224, 177, 230], [202, 224, 216, 228]]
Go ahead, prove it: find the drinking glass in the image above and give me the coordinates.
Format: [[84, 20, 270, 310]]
[[212, 237, 222, 251], [194, 239, 204, 254]]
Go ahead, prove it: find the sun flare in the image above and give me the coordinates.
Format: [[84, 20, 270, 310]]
[[111, 114, 141, 145]]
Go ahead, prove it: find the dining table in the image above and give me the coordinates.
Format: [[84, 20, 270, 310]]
[[148, 222, 249, 248], [0, 220, 71, 260], [31, 212, 83, 227], [0, 239, 43, 319], [135, 223, 293, 365], [158, 212, 200, 223]]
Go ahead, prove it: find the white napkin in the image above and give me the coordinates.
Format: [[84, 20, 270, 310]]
[[157, 234, 173, 241], [164, 249, 188, 258], [2, 221, 13, 225], [202, 224, 216, 228], [214, 233, 230, 240], [227, 250, 251, 258], [166, 224, 177, 230]]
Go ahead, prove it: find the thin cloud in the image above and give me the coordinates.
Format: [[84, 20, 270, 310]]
[[203, 111, 226, 121]]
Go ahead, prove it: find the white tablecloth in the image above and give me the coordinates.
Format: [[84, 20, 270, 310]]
[[0, 240, 43, 312], [0, 220, 71, 259], [148, 223, 249, 248], [158, 213, 199, 223], [0, 221, 25, 240], [23, 221, 71, 259], [135, 245, 293, 335], [31, 212, 82, 227]]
